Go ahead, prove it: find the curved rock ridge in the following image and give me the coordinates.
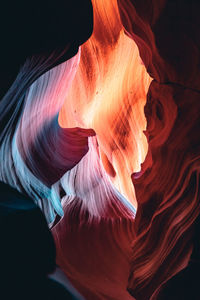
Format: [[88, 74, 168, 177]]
[[0, 50, 95, 222], [117, 0, 200, 299]]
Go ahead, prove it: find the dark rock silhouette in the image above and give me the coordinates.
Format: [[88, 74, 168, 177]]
[[0, 181, 82, 299]]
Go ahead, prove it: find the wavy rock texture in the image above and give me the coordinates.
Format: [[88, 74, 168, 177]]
[[59, 0, 151, 208], [117, 0, 200, 299], [52, 137, 136, 300], [16, 50, 95, 190], [0, 50, 95, 223]]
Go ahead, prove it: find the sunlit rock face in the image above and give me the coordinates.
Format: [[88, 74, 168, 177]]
[[118, 0, 200, 299], [58, 0, 151, 208]]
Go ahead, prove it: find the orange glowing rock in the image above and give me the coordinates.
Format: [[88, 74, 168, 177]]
[[59, 0, 151, 208]]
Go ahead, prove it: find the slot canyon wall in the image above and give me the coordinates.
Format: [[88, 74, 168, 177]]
[[0, 0, 200, 299], [117, 0, 200, 299]]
